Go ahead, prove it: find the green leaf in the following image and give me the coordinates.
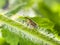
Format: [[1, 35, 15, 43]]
[[0, 14, 60, 45]]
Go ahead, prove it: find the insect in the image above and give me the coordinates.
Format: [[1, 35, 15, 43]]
[[2, 0, 9, 9], [25, 17, 38, 29]]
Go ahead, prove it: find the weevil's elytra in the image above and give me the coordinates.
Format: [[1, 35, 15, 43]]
[[3, 0, 9, 9]]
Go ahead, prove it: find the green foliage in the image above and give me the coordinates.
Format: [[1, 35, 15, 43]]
[[0, 37, 9, 45], [35, 0, 60, 37], [38, 1, 60, 24], [0, 14, 60, 45], [0, 0, 6, 9], [0, 0, 60, 45], [1, 24, 42, 45]]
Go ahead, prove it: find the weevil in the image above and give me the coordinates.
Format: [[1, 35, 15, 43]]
[[25, 17, 38, 29]]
